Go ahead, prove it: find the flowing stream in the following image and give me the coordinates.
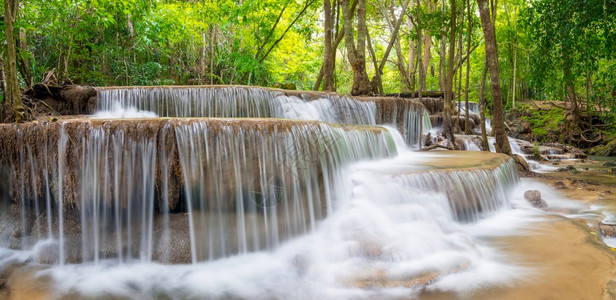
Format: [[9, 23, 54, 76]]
[[0, 86, 573, 299]]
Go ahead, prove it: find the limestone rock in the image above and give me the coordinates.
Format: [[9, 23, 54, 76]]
[[589, 139, 616, 157], [553, 181, 567, 189], [599, 222, 616, 238], [524, 190, 548, 209]]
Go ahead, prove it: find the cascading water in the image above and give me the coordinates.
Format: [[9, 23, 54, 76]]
[[0, 119, 396, 264], [96, 86, 377, 125], [96, 86, 430, 147], [0, 86, 528, 299]]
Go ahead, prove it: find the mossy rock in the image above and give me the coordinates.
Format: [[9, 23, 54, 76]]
[[589, 139, 616, 156]]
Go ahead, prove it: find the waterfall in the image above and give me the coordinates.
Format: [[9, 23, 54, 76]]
[[395, 160, 519, 222], [0, 144, 523, 300], [0, 118, 396, 264], [96, 86, 285, 118], [0, 86, 528, 298], [95, 86, 430, 146], [95, 86, 377, 125]]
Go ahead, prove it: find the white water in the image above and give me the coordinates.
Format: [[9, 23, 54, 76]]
[[92, 103, 159, 119], [0, 86, 569, 299], [0, 142, 544, 299], [464, 139, 481, 151], [94, 86, 431, 147]]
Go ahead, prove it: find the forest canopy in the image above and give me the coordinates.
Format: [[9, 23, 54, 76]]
[[1, 0, 615, 140]]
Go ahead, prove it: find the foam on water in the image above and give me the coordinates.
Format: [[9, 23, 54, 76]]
[[0, 129, 556, 299], [2, 87, 592, 298], [91, 103, 159, 119], [0, 148, 543, 299]]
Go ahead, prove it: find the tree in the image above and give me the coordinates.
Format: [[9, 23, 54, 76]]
[[442, 0, 457, 145], [340, 0, 372, 95], [464, 0, 472, 134], [322, 0, 336, 91], [477, 0, 511, 155], [525, 0, 616, 143], [3, 0, 24, 122]]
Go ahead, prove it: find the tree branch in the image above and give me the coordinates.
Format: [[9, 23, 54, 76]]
[[259, 0, 317, 63]]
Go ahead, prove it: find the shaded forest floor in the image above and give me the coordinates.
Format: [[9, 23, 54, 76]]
[[505, 99, 616, 156]]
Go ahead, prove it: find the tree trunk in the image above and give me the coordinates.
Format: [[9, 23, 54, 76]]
[[438, 1, 446, 92], [365, 27, 382, 94], [477, 0, 511, 156], [479, 63, 490, 151], [385, 2, 411, 91], [17, 28, 33, 87], [464, 0, 472, 134], [564, 65, 580, 128], [314, 0, 352, 91], [4, 0, 24, 122], [416, 1, 424, 102], [456, 4, 464, 133], [407, 14, 416, 92], [211, 26, 216, 84], [341, 0, 371, 95], [442, 0, 457, 145], [421, 0, 435, 91], [511, 5, 518, 109], [323, 0, 336, 91], [373, 0, 411, 94]]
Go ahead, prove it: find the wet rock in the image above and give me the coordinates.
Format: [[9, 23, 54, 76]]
[[542, 143, 587, 159], [557, 165, 579, 174], [540, 146, 564, 155], [553, 181, 567, 189], [524, 190, 548, 209], [424, 132, 433, 147], [590, 139, 616, 157], [599, 222, 616, 238], [513, 154, 529, 172]]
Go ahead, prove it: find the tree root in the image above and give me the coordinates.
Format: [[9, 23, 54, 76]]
[[580, 131, 602, 143]]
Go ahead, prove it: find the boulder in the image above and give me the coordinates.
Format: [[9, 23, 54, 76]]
[[524, 190, 548, 209], [599, 222, 616, 238], [589, 139, 616, 157], [557, 165, 579, 174], [553, 181, 567, 189]]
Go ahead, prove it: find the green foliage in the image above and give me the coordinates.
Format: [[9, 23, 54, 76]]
[[531, 142, 542, 160], [523, 0, 616, 101], [11, 0, 321, 88], [519, 104, 565, 142], [0, 0, 611, 134]]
